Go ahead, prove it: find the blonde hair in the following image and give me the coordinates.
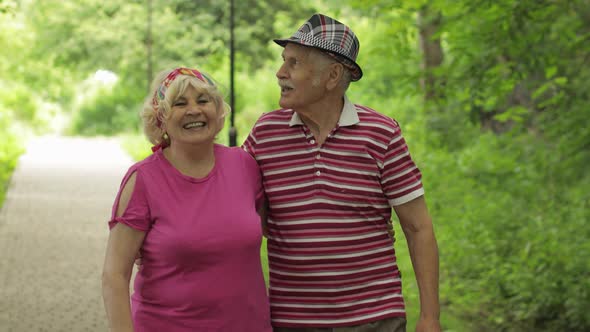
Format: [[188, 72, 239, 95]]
[[140, 69, 231, 145]]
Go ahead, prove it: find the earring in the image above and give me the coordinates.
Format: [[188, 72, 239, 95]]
[[163, 132, 169, 140]]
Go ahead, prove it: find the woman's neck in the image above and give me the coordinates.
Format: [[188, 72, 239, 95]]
[[163, 142, 216, 178]]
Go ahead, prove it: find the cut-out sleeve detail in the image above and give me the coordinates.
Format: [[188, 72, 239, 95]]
[[108, 167, 151, 232]]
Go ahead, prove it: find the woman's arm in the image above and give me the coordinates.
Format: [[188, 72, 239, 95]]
[[102, 173, 146, 332]]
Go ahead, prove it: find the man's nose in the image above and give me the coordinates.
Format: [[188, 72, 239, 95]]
[[276, 63, 288, 79]]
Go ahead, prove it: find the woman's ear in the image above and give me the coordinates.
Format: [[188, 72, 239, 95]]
[[217, 105, 227, 130]]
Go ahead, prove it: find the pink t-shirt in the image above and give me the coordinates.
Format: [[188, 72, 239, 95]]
[[109, 144, 272, 332]]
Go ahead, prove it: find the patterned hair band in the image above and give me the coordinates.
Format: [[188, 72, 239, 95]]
[[151, 67, 215, 128]]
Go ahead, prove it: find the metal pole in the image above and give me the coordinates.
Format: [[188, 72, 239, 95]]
[[146, 0, 153, 92], [229, 0, 237, 146]]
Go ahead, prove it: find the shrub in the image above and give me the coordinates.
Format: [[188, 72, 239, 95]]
[[0, 84, 38, 123], [0, 112, 24, 207], [425, 134, 589, 332], [68, 81, 142, 136]]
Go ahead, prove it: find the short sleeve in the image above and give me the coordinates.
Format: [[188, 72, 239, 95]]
[[108, 167, 151, 231], [380, 124, 424, 206], [241, 125, 258, 160]]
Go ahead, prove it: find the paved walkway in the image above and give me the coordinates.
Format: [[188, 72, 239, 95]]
[[0, 136, 134, 332]]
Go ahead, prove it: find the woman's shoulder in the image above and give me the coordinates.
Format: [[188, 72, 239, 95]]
[[214, 144, 249, 159], [125, 151, 161, 175], [215, 144, 258, 168]]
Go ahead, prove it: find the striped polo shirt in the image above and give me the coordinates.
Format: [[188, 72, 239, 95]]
[[243, 96, 424, 328]]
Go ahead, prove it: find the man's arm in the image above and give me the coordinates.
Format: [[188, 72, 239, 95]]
[[394, 195, 441, 332]]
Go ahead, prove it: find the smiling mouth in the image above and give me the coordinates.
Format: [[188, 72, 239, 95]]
[[183, 122, 206, 129]]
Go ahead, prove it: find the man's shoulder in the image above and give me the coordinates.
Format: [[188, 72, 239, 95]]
[[251, 109, 295, 133], [255, 108, 294, 124], [353, 103, 401, 130], [244, 109, 295, 145]]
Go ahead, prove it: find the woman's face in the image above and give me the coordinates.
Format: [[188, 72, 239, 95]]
[[164, 85, 223, 147]]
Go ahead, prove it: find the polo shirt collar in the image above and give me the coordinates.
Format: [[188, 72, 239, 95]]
[[289, 95, 360, 127]]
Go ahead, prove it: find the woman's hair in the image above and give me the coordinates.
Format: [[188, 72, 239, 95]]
[[140, 68, 231, 145]]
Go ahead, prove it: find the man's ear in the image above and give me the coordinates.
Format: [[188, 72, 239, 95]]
[[326, 62, 344, 90]]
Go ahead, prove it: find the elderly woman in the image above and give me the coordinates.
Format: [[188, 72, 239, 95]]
[[102, 67, 272, 332]]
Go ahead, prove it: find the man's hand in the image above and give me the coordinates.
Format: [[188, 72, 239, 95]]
[[416, 317, 442, 332]]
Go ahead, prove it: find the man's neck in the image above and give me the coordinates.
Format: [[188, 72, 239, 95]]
[[296, 95, 345, 145]]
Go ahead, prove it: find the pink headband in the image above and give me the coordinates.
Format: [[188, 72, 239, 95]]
[[151, 67, 215, 128]]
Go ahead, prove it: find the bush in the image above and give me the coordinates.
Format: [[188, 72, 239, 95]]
[[119, 133, 152, 162], [0, 84, 38, 123], [0, 112, 24, 207], [68, 81, 143, 136], [425, 134, 590, 332]]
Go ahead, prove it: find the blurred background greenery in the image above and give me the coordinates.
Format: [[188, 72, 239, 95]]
[[1, 0, 589, 331]]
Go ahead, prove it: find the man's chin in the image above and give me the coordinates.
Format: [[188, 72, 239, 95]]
[[278, 99, 292, 109]]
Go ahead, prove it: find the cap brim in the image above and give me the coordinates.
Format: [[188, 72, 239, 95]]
[[273, 38, 297, 47], [273, 38, 362, 81]]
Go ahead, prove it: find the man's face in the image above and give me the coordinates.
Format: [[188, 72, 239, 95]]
[[276, 43, 327, 110]]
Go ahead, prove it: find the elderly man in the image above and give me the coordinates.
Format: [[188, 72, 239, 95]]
[[243, 14, 441, 332]]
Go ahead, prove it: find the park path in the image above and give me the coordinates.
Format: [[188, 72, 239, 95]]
[[0, 136, 134, 332]]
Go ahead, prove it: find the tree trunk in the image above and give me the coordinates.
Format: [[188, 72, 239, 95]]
[[418, 5, 444, 105]]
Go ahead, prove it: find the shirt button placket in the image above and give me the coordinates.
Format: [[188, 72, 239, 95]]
[[314, 149, 321, 176]]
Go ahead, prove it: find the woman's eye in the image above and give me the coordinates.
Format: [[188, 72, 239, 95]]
[[174, 102, 186, 106], [198, 98, 210, 104]]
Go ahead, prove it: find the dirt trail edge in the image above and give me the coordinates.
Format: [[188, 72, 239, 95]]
[[0, 136, 133, 332]]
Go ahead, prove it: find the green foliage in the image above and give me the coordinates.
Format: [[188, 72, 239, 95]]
[[2, 0, 589, 330], [68, 79, 143, 136], [119, 133, 153, 162], [0, 112, 24, 207], [422, 134, 590, 332], [0, 84, 37, 123]]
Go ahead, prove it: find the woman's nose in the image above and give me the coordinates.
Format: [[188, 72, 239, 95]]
[[186, 102, 201, 114]]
